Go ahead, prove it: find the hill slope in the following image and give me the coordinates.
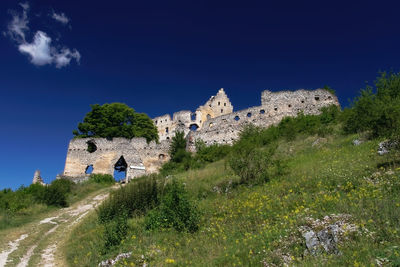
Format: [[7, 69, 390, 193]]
[[66, 133, 400, 266]]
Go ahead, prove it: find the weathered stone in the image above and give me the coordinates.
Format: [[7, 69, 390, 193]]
[[303, 230, 319, 255], [378, 140, 398, 155], [32, 170, 45, 185], [63, 138, 170, 182], [300, 214, 358, 256], [98, 252, 132, 267], [352, 139, 363, 146]]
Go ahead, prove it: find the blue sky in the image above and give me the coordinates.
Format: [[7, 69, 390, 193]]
[[1, 0, 400, 189]]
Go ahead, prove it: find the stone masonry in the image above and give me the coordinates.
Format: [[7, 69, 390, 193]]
[[62, 88, 339, 181]]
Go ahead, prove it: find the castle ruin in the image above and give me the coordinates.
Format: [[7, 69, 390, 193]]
[[62, 88, 339, 182]]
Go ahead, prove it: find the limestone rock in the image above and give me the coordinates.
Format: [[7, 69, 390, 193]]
[[98, 252, 132, 267], [300, 214, 358, 256], [378, 140, 398, 155], [352, 139, 363, 146]]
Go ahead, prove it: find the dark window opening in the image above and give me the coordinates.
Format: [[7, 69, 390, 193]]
[[191, 113, 196, 121], [114, 156, 127, 181], [274, 107, 278, 111], [85, 165, 93, 174], [247, 112, 252, 117], [301, 100, 305, 103], [207, 114, 211, 120], [87, 140, 97, 153], [328, 96, 332, 100], [315, 96, 320, 101], [224, 103, 226, 106], [221, 109, 223, 113], [166, 127, 169, 133], [190, 124, 199, 131], [234, 116, 240, 121], [155, 120, 157, 125], [218, 101, 220, 106], [166, 137, 170, 140], [159, 154, 165, 160], [288, 104, 292, 108], [260, 109, 265, 114]]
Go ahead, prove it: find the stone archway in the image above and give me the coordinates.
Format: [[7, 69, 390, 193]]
[[113, 156, 127, 181]]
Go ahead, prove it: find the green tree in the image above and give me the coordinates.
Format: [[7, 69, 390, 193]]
[[343, 71, 400, 138], [169, 131, 189, 162], [73, 103, 158, 142]]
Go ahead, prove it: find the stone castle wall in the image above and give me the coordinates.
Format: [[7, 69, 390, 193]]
[[63, 138, 170, 181], [62, 88, 339, 181], [187, 89, 339, 149]]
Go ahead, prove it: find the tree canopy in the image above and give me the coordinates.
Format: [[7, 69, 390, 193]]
[[73, 103, 159, 142]]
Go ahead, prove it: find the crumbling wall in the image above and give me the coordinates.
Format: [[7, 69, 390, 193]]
[[153, 88, 233, 141], [63, 137, 170, 182], [187, 89, 339, 150]]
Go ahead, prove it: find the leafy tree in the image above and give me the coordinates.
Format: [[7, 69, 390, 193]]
[[73, 103, 158, 142], [343, 71, 400, 138]]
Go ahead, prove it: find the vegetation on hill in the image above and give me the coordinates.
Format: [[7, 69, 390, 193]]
[[0, 174, 115, 230], [73, 103, 159, 142], [64, 72, 400, 266]]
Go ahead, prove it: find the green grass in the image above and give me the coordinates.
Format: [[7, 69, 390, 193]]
[[65, 133, 400, 266]]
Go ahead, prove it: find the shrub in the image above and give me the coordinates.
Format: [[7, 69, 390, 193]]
[[97, 175, 158, 224], [195, 141, 231, 163], [228, 139, 277, 185], [102, 212, 128, 251], [41, 179, 74, 207], [145, 179, 200, 233], [89, 174, 115, 184]]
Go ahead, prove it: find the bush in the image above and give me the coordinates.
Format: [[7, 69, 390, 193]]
[[228, 137, 277, 185], [41, 179, 74, 207], [102, 212, 128, 251], [145, 179, 200, 233], [195, 141, 231, 163], [89, 174, 115, 184], [343, 72, 400, 139], [97, 175, 158, 224]]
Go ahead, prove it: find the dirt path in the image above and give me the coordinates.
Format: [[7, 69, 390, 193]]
[[0, 189, 110, 267]]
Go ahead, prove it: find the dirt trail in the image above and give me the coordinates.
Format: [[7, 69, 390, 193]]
[[0, 190, 110, 267]]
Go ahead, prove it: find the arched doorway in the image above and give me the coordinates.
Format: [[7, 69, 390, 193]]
[[114, 156, 127, 181]]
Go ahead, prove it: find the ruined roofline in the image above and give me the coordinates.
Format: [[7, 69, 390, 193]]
[[261, 88, 335, 95], [153, 88, 230, 120]]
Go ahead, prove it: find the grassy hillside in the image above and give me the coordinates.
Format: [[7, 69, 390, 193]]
[[65, 72, 400, 266], [65, 132, 400, 266]]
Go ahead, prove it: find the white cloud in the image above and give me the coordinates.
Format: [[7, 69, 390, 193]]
[[6, 2, 29, 42], [18, 31, 53, 66], [52, 12, 69, 25], [5, 2, 80, 68], [54, 48, 81, 68]]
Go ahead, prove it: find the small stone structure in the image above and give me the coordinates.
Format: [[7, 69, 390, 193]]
[[62, 88, 339, 181], [32, 170, 45, 185]]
